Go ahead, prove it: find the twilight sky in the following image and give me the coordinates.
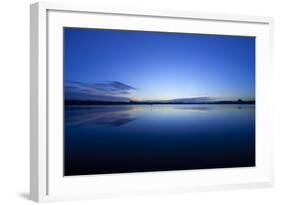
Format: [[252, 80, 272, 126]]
[[64, 27, 255, 102]]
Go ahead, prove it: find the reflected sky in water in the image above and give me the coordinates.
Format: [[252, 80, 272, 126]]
[[64, 104, 255, 176]]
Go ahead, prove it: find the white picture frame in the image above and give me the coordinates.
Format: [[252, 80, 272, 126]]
[[30, 2, 274, 202]]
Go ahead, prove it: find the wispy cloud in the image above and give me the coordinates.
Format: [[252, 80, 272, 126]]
[[170, 97, 216, 103], [65, 80, 136, 101], [93, 81, 136, 93]]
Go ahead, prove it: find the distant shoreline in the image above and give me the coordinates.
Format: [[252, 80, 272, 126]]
[[65, 100, 255, 105]]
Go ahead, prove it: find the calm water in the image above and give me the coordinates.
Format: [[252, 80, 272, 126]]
[[64, 104, 255, 176]]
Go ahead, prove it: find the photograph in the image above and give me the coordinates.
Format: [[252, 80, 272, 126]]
[[63, 27, 255, 176]]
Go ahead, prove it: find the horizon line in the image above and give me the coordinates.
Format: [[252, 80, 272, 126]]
[[64, 99, 255, 105]]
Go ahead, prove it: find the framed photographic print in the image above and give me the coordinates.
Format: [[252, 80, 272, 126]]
[[30, 2, 274, 202]]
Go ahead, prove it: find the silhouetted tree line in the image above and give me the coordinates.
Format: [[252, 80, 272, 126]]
[[65, 99, 255, 105]]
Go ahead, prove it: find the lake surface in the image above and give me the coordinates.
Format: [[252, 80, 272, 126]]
[[64, 104, 255, 176]]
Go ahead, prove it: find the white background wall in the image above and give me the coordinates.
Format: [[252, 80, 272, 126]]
[[0, 0, 280, 204]]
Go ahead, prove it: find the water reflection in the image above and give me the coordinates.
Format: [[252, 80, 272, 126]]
[[64, 104, 255, 176], [65, 104, 254, 127], [65, 106, 137, 127]]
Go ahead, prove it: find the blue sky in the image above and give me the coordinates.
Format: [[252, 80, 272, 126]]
[[64, 27, 255, 102]]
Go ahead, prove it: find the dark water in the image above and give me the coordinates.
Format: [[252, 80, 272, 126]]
[[64, 104, 255, 176]]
